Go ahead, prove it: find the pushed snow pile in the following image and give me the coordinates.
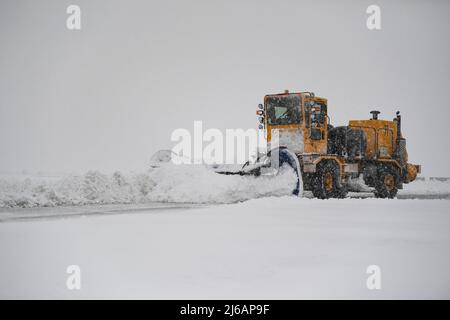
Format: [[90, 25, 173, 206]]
[[0, 171, 155, 208], [0, 165, 297, 208], [147, 164, 297, 203]]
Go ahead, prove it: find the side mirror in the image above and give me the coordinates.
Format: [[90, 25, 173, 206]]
[[258, 103, 263, 110]]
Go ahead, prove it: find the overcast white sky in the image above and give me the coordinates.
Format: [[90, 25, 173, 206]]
[[0, 0, 449, 175]]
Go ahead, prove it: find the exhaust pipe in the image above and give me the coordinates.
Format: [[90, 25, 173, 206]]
[[370, 110, 380, 120], [395, 111, 401, 138], [394, 110, 407, 168]]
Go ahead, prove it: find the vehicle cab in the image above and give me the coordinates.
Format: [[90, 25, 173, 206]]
[[260, 90, 328, 155]]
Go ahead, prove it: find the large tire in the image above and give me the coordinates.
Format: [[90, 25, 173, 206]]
[[374, 165, 399, 198], [311, 161, 348, 199]]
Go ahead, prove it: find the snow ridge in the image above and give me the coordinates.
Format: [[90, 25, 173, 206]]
[[0, 164, 297, 208]]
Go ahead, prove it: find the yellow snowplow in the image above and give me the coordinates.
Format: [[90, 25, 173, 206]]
[[224, 90, 421, 199]]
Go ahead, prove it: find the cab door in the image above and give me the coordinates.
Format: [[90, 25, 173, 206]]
[[303, 99, 328, 154]]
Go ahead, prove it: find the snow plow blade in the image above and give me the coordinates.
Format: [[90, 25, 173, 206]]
[[214, 157, 270, 176], [215, 168, 261, 176]]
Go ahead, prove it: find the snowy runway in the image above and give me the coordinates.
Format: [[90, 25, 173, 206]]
[[0, 197, 449, 299]]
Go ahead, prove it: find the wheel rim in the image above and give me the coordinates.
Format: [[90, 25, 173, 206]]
[[324, 172, 333, 192], [384, 173, 395, 191]]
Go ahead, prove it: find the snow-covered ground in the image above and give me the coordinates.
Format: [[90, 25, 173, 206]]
[[0, 164, 297, 208], [0, 197, 449, 299], [1, 167, 449, 299]]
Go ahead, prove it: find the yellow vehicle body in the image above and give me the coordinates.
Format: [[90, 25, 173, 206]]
[[348, 119, 398, 159], [260, 90, 421, 198]]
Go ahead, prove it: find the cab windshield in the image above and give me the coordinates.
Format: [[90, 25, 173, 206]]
[[265, 95, 302, 125]]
